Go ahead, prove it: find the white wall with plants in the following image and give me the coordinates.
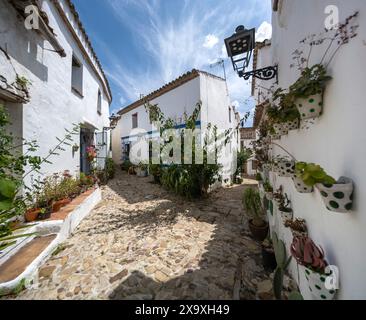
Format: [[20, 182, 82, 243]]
[[254, 0, 365, 299], [0, 0, 111, 188]]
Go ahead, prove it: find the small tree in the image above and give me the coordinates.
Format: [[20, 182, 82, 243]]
[[242, 187, 266, 227]]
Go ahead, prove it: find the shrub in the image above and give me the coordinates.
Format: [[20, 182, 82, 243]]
[[242, 188, 266, 227], [106, 158, 115, 179], [120, 160, 132, 172]]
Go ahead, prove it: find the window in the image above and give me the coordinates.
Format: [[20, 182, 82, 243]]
[[229, 107, 232, 123], [71, 55, 83, 96], [97, 89, 102, 115], [132, 113, 138, 129]]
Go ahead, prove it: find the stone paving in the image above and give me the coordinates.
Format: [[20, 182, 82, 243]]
[[9, 170, 287, 300]]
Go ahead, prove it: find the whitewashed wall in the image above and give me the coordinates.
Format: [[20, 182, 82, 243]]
[[112, 73, 239, 182], [262, 0, 366, 299], [0, 0, 111, 186]]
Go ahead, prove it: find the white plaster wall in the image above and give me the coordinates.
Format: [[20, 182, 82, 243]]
[[112, 77, 201, 164], [268, 0, 366, 299], [200, 73, 239, 183], [0, 0, 111, 185]]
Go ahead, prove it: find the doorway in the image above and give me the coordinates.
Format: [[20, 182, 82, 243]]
[[80, 128, 95, 174]]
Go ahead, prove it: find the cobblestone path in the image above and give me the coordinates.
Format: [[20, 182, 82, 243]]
[[14, 171, 273, 300]]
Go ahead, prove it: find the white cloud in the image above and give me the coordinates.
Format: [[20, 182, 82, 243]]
[[104, 0, 272, 121], [255, 21, 272, 42], [203, 34, 219, 49]]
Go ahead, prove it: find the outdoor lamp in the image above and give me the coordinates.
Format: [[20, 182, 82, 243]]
[[224, 25, 278, 81]]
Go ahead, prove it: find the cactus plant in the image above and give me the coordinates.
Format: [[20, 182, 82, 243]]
[[272, 233, 292, 300]]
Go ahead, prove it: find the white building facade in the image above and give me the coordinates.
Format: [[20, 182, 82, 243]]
[[0, 0, 112, 184], [254, 0, 366, 299], [112, 69, 240, 184]]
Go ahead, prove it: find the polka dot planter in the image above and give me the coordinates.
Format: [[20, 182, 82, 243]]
[[282, 119, 300, 131], [277, 161, 295, 178], [279, 209, 293, 222], [273, 123, 288, 136], [292, 175, 314, 194], [302, 266, 336, 300], [316, 177, 354, 213], [295, 93, 323, 120]]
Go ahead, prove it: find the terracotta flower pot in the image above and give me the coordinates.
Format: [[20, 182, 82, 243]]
[[295, 93, 323, 120], [52, 199, 71, 213], [249, 220, 269, 242], [316, 177, 354, 213], [25, 208, 41, 222]]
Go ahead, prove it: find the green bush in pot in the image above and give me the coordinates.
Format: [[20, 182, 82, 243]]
[[242, 188, 269, 241]]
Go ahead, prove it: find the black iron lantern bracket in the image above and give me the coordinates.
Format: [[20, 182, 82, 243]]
[[240, 65, 278, 82]]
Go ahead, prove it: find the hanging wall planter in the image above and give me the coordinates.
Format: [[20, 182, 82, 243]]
[[282, 118, 300, 132], [294, 93, 323, 120], [277, 160, 295, 178], [273, 123, 288, 136], [301, 266, 337, 301], [292, 174, 314, 194], [316, 177, 354, 213]]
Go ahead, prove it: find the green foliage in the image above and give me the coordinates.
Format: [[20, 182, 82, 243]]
[[290, 64, 331, 98], [235, 148, 253, 176], [263, 180, 273, 193], [267, 88, 300, 124], [256, 173, 263, 182], [145, 102, 223, 199], [120, 160, 132, 172], [288, 291, 304, 300], [0, 104, 80, 249], [295, 162, 336, 187], [105, 158, 116, 180], [242, 188, 265, 226], [273, 233, 292, 300], [149, 163, 162, 184]]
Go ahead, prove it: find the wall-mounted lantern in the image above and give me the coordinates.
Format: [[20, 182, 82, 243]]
[[224, 25, 278, 82]]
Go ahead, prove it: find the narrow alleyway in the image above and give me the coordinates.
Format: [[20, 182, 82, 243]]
[[13, 171, 272, 300]]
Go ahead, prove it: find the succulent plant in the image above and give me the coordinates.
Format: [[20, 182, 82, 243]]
[[263, 180, 273, 193], [295, 162, 336, 187], [290, 236, 328, 274], [272, 233, 292, 300]]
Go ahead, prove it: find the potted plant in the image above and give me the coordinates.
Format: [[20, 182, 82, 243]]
[[273, 187, 293, 221], [24, 207, 41, 222], [285, 218, 308, 238], [263, 180, 274, 200], [261, 237, 277, 272], [256, 173, 263, 185], [291, 236, 337, 300], [295, 162, 354, 213], [86, 145, 97, 162], [292, 172, 314, 194], [136, 162, 148, 177], [290, 64, 331, 120], [242, 188, 269, 241]]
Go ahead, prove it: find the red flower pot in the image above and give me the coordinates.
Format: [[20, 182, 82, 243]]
[[52, 199, 71, 213], [25, 208, 41, 222]]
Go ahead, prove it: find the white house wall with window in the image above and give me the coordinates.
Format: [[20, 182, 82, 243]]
[[112, 69, 240, 184], [0, 0, 112, 185], [253, 0, 366, 299]]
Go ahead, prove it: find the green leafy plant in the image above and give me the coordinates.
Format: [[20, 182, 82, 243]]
[[256, 173, 263, 182], [267, 89, 300, 124], [242, 188, 266, 227], [120, 160, 132, 172], [273, 233, 292, 300], [295, 162, 336, 187], [105, 158, 115, 180], [235, 148, 253, 176], [290, 64, 331, 98], [263, 180, 273, 193]]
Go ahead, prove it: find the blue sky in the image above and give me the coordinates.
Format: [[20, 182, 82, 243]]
[[73, 0, 272, 125]]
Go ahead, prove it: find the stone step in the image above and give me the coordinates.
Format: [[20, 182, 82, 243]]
[[0, 235, 56, 283]]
